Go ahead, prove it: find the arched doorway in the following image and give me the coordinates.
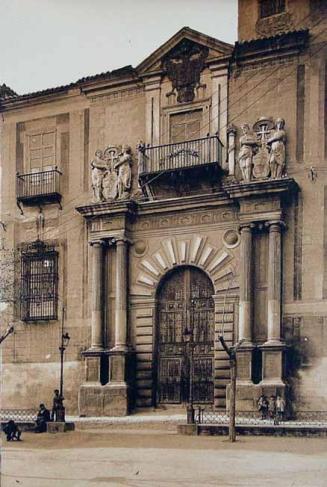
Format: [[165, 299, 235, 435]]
[[155, 266, 215, 405]]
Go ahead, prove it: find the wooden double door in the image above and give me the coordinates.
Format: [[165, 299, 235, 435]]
[[156, 266, 215, 405]]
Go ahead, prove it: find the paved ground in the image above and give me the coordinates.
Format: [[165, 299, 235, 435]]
[[1, 424, 327, 487]]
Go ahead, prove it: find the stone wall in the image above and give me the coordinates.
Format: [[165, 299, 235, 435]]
[[230, 6, 327, 409]]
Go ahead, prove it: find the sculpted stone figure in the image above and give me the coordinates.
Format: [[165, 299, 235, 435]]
[[238, 124, 258, 182], [114, 145, 133, 199], [267, 118, 286, 179], [90, 144, 133, 202], [91, 150, 108, 202]]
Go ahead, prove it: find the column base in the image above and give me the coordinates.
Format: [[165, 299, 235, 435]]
[[259, 342, 285, 384], [102, 383, 130, 416], [236, 345, 254, 382], [227, 381, 256, 412], [78, 382, 131, 417], [79, 383, 105, 416], [262, 340, 285, 348], [110, 344, 130, 353]]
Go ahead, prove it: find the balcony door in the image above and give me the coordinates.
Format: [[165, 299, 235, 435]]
[[156, 266, 214, 405], [27, 130, 56, 173], [170, 109, 202, 143]]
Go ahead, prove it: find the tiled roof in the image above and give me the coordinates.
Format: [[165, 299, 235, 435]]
[[234, 29, 309, 57], [1, 65, 136, 105]]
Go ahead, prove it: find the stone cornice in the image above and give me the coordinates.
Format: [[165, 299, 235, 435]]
[[137, 192, 232, 215], [76, 192, 234, 220], [223, 177, 298, 199], [232, 29, 309, 66], [75, 180, 298, 222], [75, 199, 138, 219]]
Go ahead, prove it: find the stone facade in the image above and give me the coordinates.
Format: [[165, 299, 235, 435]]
[[0, 5, 326, 417]]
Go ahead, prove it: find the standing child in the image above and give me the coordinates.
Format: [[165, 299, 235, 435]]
[[276, 395, 286, 423]]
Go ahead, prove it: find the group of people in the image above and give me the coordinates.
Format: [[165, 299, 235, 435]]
[[258, 394, 286, 423], [35, 389, 64, 433], [3, 389, 64, 440]]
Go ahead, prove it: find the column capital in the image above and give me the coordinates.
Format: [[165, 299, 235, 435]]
[[227, 124, 237, 135], [115, 237, 132, 246], [89, 239, 106, 247], [239, 223, 256, 233], [265, 220, 287, 232]]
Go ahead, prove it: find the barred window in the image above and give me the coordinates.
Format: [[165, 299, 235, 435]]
[[260, 0, 285, 18], [20, 241, 58, 321]]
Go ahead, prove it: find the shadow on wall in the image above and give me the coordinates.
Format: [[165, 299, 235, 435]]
[[1, 361, 84, 415], [285, 327, 327, 411]]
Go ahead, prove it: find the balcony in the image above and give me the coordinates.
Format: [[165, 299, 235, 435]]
[[16, 168, 62, 206], [139, 135, 223, 175], [138, 136, 224, 199]]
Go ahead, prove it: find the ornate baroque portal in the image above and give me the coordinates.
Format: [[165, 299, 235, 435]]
[[156, 266, 215, 405]]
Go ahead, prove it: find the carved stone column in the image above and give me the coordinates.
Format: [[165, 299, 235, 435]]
[[90, 240, 105, 350], [232, 224, 255, 411], [113, 238, 129, 351], [266, 221, 283, 345], [104, 237, 133, 416], [79, 240, 105, 416], [260, 221, 285, 390]]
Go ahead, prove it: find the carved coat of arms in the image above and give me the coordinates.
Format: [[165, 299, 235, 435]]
[[252, 118, 275, 179], [162, 39, 209, 103]]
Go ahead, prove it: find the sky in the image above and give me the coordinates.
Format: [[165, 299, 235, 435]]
[[0, 0, 237, 95]]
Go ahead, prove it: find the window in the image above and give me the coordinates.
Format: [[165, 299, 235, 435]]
[[170, 110, 202, 143], [20, 241, 58, 321], [260, 0, 285, 18], [27, 130, 56, 172]]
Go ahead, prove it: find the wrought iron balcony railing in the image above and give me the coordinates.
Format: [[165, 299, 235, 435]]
[[138, 135, 223, 175], [16, 168, 62, 205]]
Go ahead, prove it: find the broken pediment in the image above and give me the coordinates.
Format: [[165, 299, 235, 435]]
[[137, 26, 233, 76]]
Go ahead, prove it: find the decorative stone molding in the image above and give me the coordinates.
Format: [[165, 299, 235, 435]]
[[134, 235, 238, 297], [223, 229, 240, 249]]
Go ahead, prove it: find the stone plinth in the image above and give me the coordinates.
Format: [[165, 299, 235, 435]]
[[259, 342, 286, 397], [227, 382, 257, 412], [47, 421, 75, 433], [102, 383, 130, 416], [105, 349, 136, 416], [79, 383, 106, 416]]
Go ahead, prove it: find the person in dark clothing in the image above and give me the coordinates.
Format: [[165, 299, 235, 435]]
[[3, 420, 21, 441], [268, 395, 277, 424], [35, 404, 50, 433], [51, 389, 64, 422], [257, 394, 269, 420]]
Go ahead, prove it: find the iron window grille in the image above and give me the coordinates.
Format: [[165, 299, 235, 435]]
[[20, 240, 58, 321], [259, 0, 285, 18]]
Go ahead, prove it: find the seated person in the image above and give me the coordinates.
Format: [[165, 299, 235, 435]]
[[3, 420, 21, 441], [35, 403, 51, 433]]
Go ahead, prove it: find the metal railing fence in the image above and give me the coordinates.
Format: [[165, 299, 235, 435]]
[[17, 168, 61, 200], [140, 136, 223, 174]]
